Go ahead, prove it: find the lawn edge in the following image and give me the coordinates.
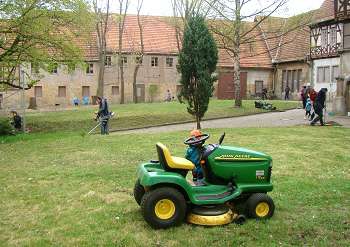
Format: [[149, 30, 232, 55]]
[[109, 107, 297, 133]]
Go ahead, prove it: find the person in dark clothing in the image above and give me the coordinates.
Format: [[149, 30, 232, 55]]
[[311, 88, 328, 126], [262, 88, 268, 100], [96, 97, 110, 135], [284, 85, 290, 100], [301, 86, 307, 109], [10, 111, 22, 131]]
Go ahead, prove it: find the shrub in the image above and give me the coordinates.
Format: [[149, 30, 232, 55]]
[[0, 118, 14, 136]]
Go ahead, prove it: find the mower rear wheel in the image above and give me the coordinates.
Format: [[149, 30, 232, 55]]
[[141, 187, 186, 229], [246, 193, 275, 219], [133, 179, 145, 205]]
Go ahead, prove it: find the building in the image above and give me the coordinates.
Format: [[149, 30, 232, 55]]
[[1, 15, 181, 109], [308, 0, 350, 114], [3, 2, 346, 111]]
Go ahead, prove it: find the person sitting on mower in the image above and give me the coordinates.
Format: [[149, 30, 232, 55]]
[[185, 129, 204, 182]]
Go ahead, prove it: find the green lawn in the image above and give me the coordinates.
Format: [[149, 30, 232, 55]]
[[0, 127, 349, 246], [17, 100, 298, 133]]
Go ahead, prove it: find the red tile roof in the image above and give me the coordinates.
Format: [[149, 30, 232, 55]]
[[313, 0, 335, 23], [105, 15, 178, 55]]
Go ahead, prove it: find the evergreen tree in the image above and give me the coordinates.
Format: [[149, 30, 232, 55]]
[[178, 15, 218, 129]]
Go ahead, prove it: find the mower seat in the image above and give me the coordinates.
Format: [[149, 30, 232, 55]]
[[156, 143, 195, 170]]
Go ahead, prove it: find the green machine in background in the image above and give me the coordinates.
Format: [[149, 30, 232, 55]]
[[134, 133, 275, 229]]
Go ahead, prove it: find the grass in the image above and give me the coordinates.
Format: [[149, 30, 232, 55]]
[[10, 100, 298, 133], [0, 127, 349, 246]]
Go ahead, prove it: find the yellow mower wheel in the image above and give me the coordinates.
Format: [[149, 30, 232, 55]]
[[247, 193, 275, 219], [141, 187, 186, 229], [155, 199, 176, 220]]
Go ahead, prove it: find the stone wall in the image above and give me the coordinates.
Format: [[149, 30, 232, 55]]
[[243, 68, 273, 98], [274, 61, 310, 100], [0, 54, 181, 110]]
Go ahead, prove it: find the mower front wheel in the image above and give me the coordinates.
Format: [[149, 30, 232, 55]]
[[246, 193, 275, 219], [133, 179, 145, 205], [141, 187, 187, 229]]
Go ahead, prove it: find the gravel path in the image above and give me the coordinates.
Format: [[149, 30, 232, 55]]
[[114, 109, 350, 134]]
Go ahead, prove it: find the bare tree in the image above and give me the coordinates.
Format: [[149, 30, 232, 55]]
[[171, 0, 216, 52], [131, 0, 144, 103], [117, 0, 129, 104], [93, 0, 110, 98], [207, 0, 311, 107]]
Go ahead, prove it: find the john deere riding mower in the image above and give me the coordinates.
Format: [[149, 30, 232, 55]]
[[134, 133, 275, 229]]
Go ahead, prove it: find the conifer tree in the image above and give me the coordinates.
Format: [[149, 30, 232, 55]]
[[178, 15, 218, 129]]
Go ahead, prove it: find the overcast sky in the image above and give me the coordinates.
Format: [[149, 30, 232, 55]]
[[106, 0, 325, 17]]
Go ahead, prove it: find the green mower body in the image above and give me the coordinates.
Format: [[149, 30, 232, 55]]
[[134, 135, 275, 229]]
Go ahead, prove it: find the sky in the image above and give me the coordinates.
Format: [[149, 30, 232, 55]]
[[105, 0, 325, 17]]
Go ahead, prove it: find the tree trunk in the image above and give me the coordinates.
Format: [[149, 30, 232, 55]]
[[132, 64, 140, 103], [97, 53, 105, 97], [196, 115, 201, 129], [118, 2, 128, 105], [120, 60, 125, 104], [233, 0, 242, 108], [233, 52, 241, 107]]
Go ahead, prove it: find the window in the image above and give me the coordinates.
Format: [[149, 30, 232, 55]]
[[105, 56, 112, 66], [31, 63, 39, 74], [321, 28, 328, 48], [86, 63, 94, 74], [255, 81, 263, 95], [332, 65, 340, 83], [58, 86, 66, 97], [287, 70, 292, 89], [122, 56, 127, 66], [151, 57, 158, 67], [344, 23, 350, 49], [166, 57, 174, 67], [330, 27, 337, 46], [49, 63, 58, 74], [112, 86, 119, 95], [282, 70, 287, 91], [34, 86, 42, 97], [137, 87, 142, 97], [324, 66, 330, 82], [82, 86, 90, 97], [282, 69, 302, 91], [317, 66, 331, 83], [292, 70, 297, 91], [297, 69, 302, 90], [135, 56, 143, 65]]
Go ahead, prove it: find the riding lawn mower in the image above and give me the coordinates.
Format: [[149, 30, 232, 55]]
[[133, 133, 275, 229]]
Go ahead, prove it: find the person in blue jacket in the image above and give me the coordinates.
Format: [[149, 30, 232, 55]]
[[185, 129, 204, 182], [305, 97, 312, 120]]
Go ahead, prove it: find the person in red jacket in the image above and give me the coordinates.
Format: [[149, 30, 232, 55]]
[[309, 88, 317, 103]]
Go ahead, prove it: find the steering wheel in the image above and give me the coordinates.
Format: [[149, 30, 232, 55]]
[[184, 134, 210, 146]]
